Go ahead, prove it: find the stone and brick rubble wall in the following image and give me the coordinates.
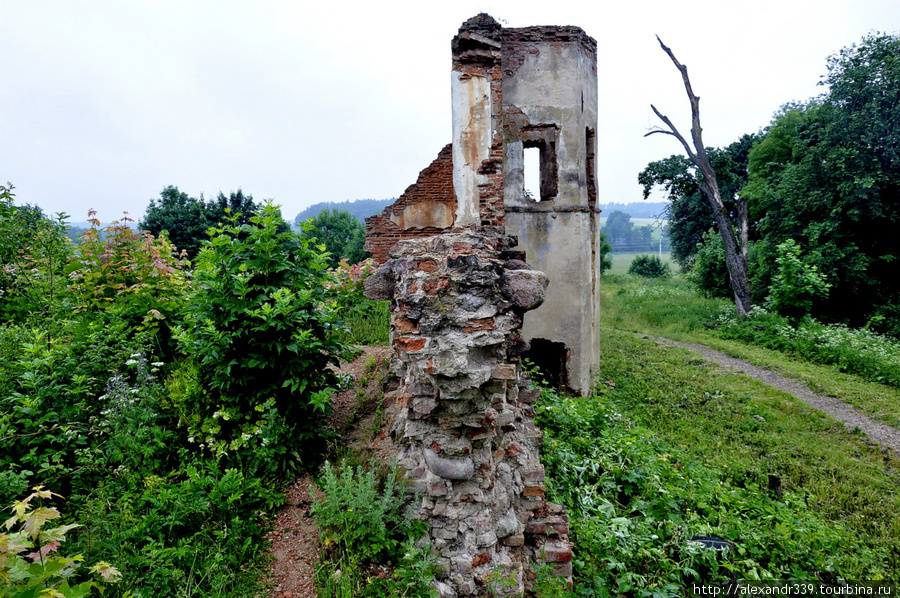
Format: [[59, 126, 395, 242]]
[[364, 144, 456, 264], [364, 229, 572, 597]]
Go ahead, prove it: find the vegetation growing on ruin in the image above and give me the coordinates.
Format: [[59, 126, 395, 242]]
[[0, 189, 385, 596]]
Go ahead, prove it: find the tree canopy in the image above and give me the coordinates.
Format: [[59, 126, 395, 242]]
[[644, 32, 900, 334], [742, 33, 900, 330], [139, 186, 258, 259], [299, 208, 368, 268], [638, 134, 757, 268]]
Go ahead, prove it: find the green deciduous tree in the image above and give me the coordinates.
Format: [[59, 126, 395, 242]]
[[139, 186, 209, 259], [599, 231, 613, 274], [639, 135, 757, 269], [299, 208, 367, 268], [743, 33, 900, 329], [139, 186, 258, 260]]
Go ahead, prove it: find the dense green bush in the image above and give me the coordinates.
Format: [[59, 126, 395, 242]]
[[767, 239, 830, 322], [628, 254, 670, 278], [171, 202, 352, 469], [687, 228, 731, 298], [716, 307, 900, 388], [0, 194, 365, 595], [0, 184, 72, 322], [1, 486, 122, 597]]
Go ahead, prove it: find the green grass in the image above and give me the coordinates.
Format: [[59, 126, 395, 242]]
[[599, 329, 900, 560], [600, 275, 900, 429], [337, 299, 390, 346], [599, 217, 667, 229], [580, 273, 900, 589]]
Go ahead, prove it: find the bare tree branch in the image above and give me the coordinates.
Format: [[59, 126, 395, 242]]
[[648, 37, 753, 316], [645, 105, 697, 163]]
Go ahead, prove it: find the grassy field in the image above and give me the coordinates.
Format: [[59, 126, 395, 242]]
[[583, 273, 900, 587], [599, 217, 667, 228], [600, 275, 900, 429]]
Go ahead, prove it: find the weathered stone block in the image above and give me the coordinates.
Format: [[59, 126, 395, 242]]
[[499, 269, 549, 311], [425, 448, 475, 480]]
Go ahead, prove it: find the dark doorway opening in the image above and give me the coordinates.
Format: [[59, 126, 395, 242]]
[[522, 338, 568, 390]]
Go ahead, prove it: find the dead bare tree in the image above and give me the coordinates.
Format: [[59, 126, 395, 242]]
[[646, 36, 753, 316]]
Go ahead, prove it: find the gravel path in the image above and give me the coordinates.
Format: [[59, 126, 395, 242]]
[[634, 333, 900, 456]]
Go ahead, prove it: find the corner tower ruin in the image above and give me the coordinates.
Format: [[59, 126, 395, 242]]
[[366, 14, 600, 395]]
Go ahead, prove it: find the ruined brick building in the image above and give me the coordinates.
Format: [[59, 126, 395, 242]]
[[365, 14, 601, 395]]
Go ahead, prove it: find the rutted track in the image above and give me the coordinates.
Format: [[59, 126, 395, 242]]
[[622, 330, 900, 456]]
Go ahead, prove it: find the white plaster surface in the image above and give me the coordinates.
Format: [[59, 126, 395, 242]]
[[451, 72, 491, 228]]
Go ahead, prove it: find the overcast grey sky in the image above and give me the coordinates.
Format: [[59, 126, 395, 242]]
[[1, 0, 897, 223]]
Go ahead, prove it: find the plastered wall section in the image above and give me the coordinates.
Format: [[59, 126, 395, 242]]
[[451, 73, 492, 228], [501, 29, 600, 395]]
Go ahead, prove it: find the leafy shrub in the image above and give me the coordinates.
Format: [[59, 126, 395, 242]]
[[1, 485, 121, 597], [171, 202, 351, 466], [68, 212, 189, 359], [312, 460, 411, 563], [628, 254, 670, 278], [313, 459, 436, 598], [0, 184, 72, 323], [72, 458, 279, 597], [767, 239, 830, 322], [687, 228, 731, 298], [716, 307, 900, 388]]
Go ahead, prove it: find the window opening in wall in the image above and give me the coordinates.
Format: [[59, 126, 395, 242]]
[[521, 125, 559, 202], [524, 146, 540, 200]]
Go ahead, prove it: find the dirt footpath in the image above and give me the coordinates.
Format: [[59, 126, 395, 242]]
[[639, 333, 900, 456]]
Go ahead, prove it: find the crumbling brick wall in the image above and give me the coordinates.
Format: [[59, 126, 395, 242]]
[[364, 144, 456, 264], [365, 230, 572, 597]]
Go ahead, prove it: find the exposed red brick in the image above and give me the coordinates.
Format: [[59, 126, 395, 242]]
[[395, 337, 426, 352], [417, 259, 439, 272], [472, 553, 491, 568], [364, 145, 456, 264], [394, 317, 420, 334], [523, 485, 545, 497], [462, 318, 495, 333]]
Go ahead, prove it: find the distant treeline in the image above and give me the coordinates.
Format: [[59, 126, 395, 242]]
[[293, 198, 394, 227], [598, 202, 667, 219], [293, 199, 667, 228]]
